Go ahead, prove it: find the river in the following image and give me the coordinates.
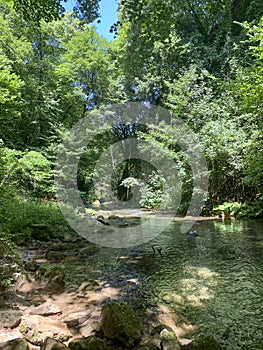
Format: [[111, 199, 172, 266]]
[[73, 218, 263, 349]]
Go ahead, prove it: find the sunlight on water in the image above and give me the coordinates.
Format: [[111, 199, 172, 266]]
[[74, 218, 263, 349]]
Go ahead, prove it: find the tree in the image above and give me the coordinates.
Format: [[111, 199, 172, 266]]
[[13, 0, 101, 23]]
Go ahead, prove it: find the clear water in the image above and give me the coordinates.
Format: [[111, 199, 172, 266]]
[[68, 218, 263, 349]]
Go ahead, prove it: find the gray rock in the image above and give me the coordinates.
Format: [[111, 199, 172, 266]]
[[20, 315, 72, 346], [40, 337, 69, 350], [0, 310, 23, 329], [69, 336, 106, 350], [101, 302, 142, 347], [30, 300, 62, 316], [0, 338, 29, 350]]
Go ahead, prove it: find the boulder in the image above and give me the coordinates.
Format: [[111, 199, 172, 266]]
[[30, 300, 62, 316], [0, 310, 23, 329], [0, 338, 29, 350], [19, 315, 72, 346], [68, 336, 106, 350], [182, 335, 224, 350], [101, 302, 142, 347], [40, 337, 69, 350]]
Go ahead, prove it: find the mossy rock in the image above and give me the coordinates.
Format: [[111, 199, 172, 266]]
[[69, 336, 106, 350], [182, 335, 224, 350], [0, 338, 30, 350], [101, 302, 142, 347]]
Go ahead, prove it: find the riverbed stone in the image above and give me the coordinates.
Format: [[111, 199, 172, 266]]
[[30, 300, 62, 316], [160, 328, 181, 350], [101, 302, 142, 347], [19, 315, 72, 346], [181, 335, 224, 349], [62, 311, 90, 329], [40, 337, 69, 350], [0, 310, 23, 329], [68, 336, 106, 350], [0, 338, 29, 350]]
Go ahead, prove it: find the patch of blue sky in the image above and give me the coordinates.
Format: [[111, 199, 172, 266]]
[[63, 0, 119, 41]]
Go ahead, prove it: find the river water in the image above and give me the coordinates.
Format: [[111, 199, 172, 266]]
[[80, 218, 263, 349]]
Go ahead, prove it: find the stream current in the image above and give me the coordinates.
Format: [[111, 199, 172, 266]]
[[74, 218, 263, 349]]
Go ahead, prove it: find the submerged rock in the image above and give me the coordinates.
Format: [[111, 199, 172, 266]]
[[0, 338, 29, 350], [160, 328, 181, 350], [101, 302, 142, 347], [68, 336, 106, 350], [40, 337, 69, 350], [19, 315, 72, 345], [182, 335, 224, 349]]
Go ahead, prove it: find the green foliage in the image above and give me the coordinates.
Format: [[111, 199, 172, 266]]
[[140, 171, 169, 209], [17, 151, 54, 198], [213, 198, 263, 218], [0, 195, 69, 243], [0, 233, 19, 290], [13, 0, 101, 23], [0, 146, 54, 198], [0, 0, 262, 224]]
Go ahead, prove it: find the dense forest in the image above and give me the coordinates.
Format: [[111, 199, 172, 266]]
[[0, 0, 263, 287]]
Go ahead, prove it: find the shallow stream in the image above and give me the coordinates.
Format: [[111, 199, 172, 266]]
[[71, 218, 263, 349]]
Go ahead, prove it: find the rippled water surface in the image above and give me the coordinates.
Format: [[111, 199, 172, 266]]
[[75, 218, 263, 349]]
